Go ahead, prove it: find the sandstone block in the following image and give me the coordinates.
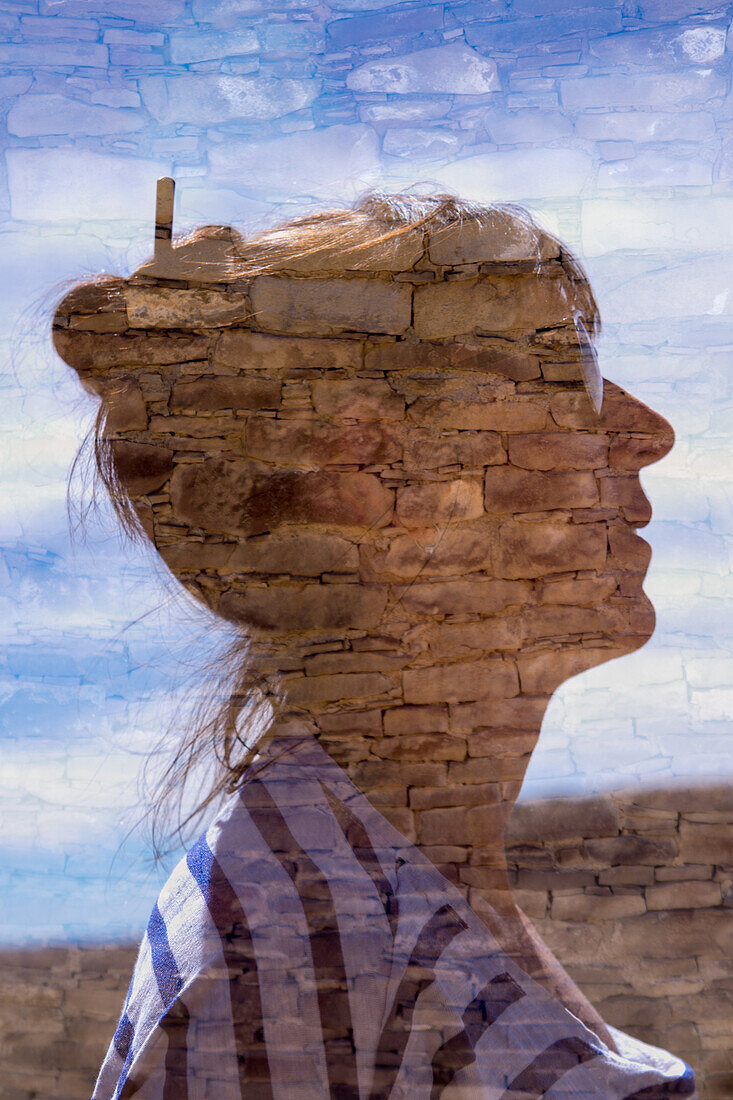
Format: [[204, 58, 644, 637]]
[[372, 733, 467, 763], [383, 705, 448, 734], [171, 376, 281, 412], [214, 330, 362, 372], [109, 441, 173, 496], [410, 784, 502, 811], [397, 578, 530, 616], [403, 429, 505, 470], [495, 520, 607, 579], [53, 330, 210, 372], [646, 882, 722, 912], [508, 432, 608, 471], [311, 378, 404, 421], [403, 659, 518, 704], [585, 835, 678, 865], [429, 618, 522, 657], [450, 695, 547, 733], [104, 381, 147, 432], [413, 276, 571, 340], [149, 415, 241, 439], [170, 461, 394, 536], [418, 802, 509, 847], [353, 761, 447, 788], [246, 418, 401, 469], [249, 276, 412, 336], [228, 532, 358, 575], [551, 893, 646, 921], [598, 866, 655, 885], [679, 823, 733, 866], [304, 651, 407, 676], [429, 212, 558, 266], [538, 572, 618, 604], [219, 583, 388, 632], [521, 604, 620, 640], [365, 339, 541, 381], [484, 467, 598, 513], [125, 286, 249, 329], [409, 396, 547, 431], [507, 795, 619, 843], [361, 528, 491, 582], [347, 42, 498, 95], [518, 645, 613, 694], [395, 480, 484, 528], [285, 671, 393, 705]]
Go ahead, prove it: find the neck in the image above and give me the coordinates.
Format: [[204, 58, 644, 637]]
[[251, 622, 552, 914]]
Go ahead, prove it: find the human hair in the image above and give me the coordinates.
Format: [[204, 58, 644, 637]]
[[57, 189, 600, 856]]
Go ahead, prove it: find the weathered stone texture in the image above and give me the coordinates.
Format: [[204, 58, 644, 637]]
[[413, 276, 571, 339], [249, 276, 412, 336], [170, 461, 394, 536], [214, 331, 362, 372], [125, 286, 249, 329]]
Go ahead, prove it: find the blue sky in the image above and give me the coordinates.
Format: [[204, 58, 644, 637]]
[[1, 0, 731, 941]]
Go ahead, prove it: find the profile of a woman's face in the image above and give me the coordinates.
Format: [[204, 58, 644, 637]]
[[53, 204, 674, 692]]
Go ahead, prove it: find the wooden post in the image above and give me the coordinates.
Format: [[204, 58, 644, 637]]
[[154, 176, 175, 261]]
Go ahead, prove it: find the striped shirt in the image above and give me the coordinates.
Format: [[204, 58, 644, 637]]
[[94, 725, 697, 1099]]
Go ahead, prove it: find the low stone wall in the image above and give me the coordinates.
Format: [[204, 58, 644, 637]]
[[2, 785, 731, 1100]]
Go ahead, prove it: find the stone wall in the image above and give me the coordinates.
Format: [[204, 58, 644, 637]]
[[2, 786, 730, 1100]]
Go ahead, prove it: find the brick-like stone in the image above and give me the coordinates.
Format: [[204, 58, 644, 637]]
[[347, 43, 499, 95], [144, 73, 319, 126], [508, 432, 608, 471], [397, 578, 530, 617], [410, 782, 501, 809], [171, 377, 281, 413], [585, 835, 678, 866], [646, 882, 722, 911], [361, 528, 491, 581], [104, 381, 147, 432], [403, 429, 505, 470], [170, 461, 394, 536], [551, 893, 647, 921], [286, 671, 393, 705], [403, 659, 519, 704], [373, 733, 467, 762], [246, 418, 401, 469], [395, 479, 484, 527], [53, 330, 210, 372], [214, 330, 362, 372], [429, 618, 522, 657], [409, 396, 548, 432], [383, 705, 448, 734], [678, 823, 733, 866], [419, 802, 510, 846], [428, 213, 558, 266], [484, 467, 599, 513], [109, 441, 173, 496], [518, 645, 614, 694], [220, 584, 388, 631], [311, 378, 404, 420], [495, 520, 607, 578], [365, 340, 540, 381], [125, 287, 249, 329], [228, 532, 358, 575], [507, 796, 619, 843], [250, 276, 412, 336], [413, 276, 571, 340]]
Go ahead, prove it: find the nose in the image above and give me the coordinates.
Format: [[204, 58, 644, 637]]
[[605, 382, 675, 473]]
